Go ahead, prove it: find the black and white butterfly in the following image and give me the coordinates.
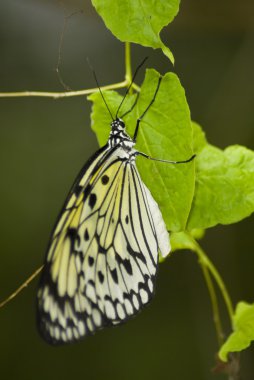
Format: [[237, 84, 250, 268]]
[[37, 62, 194, 344]]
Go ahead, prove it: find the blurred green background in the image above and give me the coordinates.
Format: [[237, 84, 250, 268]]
[[0, 1, 254, 379]]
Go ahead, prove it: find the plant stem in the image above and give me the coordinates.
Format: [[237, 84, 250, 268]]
[[189, 235, 234, 325], [0, 80, 128, 99], [0, 43, 139, 99], [0, 265, 43, 308], [200, 264, 224, 346], [125, 42, 132, 85]]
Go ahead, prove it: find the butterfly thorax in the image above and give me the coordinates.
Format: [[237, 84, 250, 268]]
[[109, 118, 135, 153]]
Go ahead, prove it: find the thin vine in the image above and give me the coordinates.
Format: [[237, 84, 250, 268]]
[[185, 234, 234, 348]]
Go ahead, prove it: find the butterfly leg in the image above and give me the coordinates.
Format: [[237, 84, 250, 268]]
[[136, 151, 196, 164], [133, 76, 162, 142]]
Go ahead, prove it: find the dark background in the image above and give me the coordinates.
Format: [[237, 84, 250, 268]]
[[0, 1, 254, 379]]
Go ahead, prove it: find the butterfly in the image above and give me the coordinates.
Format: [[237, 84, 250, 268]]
[[37, 63, 195, 344]]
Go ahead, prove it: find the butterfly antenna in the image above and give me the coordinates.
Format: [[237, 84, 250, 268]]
[[87, 58, 114, 121], [116, 56, 148, 119], [92, 70, 114, 121]]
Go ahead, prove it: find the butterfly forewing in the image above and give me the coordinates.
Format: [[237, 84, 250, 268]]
[[37, 120, 170, 344]]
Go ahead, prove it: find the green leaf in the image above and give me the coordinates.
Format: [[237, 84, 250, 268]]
[[88, 69, 195, 231], [187, 124, 254, 229], [219, 302, 254, 362], [91, 0, 180, 63]]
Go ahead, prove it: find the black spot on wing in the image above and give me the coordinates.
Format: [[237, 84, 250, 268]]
[[76, 233, 81, 247], [84, 228, 89, 241], [83, 184, 92, 200], [98, 271, 104, 284], [110, 268, 118, 284], [88, 256, 94, 267], [101, 175, 109, 185], [67, 227, 77, 240], [123, 259, 132, 275], [66, 318, 76, 328], [67, 227, 78, 250], [89, 193, 97, 209], [79, 269, 85, 278]]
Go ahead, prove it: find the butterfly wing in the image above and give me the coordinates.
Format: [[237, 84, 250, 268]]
[[37, 145, 170, 344]]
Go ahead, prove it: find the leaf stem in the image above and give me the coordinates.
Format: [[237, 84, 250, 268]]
[[189, 235, 234, 325], [200, 264, 224, 346], [125, 42, 132, 84], [0, 265, 43, 308]]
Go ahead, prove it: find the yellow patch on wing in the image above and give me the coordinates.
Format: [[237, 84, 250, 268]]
[[50, 194, 84, 286]]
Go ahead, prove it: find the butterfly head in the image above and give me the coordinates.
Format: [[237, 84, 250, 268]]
[[111, 118, 125, 133]]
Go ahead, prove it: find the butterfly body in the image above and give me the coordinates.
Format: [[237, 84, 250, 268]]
[[108, 118, 135, 152], [37, 108, 170, 344]]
